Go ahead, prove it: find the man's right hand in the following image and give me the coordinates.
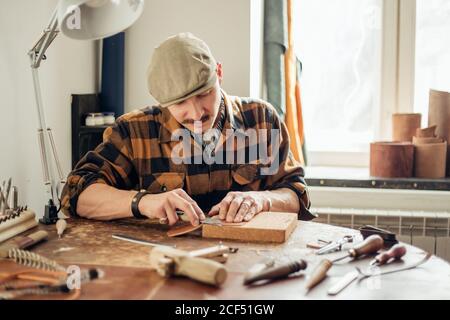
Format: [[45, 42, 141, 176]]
[[138, 188, 205, 226]]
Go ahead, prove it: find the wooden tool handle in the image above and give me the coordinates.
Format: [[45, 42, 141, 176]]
[[56, 219, 67, 238], [305, 259, 333, 291], [0, 218, 38, 243], [374, 244, 407, 265], [0, 210, 35, 233], [176, 256, 228, 287], [349, 235, 384, 258], [244, 260, 307, 285]]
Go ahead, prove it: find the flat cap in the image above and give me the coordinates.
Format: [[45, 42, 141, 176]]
[[147, 33, 217, 107]]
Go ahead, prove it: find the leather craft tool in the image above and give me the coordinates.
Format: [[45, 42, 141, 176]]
[[166, 216, 243, 238], [112, 234, 237, 263], [359, 225, 398, 247], [0, 230, 48, 258], [243, 259, 307, 285], [305, 235, 384, 291], [56, 219, 67, 238], [112, 234, 173, 247], [328, 251, 430, 296], [149, 245, 228, 286], [316, 235, 354, 255], [0, 209, 38, 243], [369, 244, 407, 266]]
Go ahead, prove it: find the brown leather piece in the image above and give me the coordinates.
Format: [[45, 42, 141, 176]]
[[370, 142, 414, 178], [167, 223, 202, 237], [392, 113, 421, 142], [413, 138, 447, 179], [416, 125, 437, 138], [428, 89, 450, 176]]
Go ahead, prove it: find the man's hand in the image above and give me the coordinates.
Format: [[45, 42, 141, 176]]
[[139, 188, 205, 226], [208, 191, 271, 223]]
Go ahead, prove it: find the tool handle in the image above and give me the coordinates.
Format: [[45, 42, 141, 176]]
[[244, 260, 307, 285], [177, 255, 228, 287], [56, 219, 67, 237], [0, 230, 48, 258], [305, 259, 333, 290], [373, 244, 407, 265], [349, 234, 384, 258]]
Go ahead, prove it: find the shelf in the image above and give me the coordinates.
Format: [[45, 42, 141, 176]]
[[79, 125, 110, 133], [305, 166, 450, 191]]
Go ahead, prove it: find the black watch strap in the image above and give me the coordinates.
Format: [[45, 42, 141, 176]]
[[131, 190, 150, 219]]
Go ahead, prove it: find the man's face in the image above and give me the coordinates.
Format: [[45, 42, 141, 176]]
[[167, 64, 223, 133]]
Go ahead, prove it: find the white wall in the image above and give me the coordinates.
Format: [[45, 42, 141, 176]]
[[0, 0, 97, 218], [0, 0, 262, 218], [125, 0, 262, 112]]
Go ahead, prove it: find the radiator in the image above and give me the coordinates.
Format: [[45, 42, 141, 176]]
[[311, 207, 450, 263]]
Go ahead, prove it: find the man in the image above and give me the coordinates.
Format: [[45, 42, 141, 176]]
[[61, 33, 315, 226]]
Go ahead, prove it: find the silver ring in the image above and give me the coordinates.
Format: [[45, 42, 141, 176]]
[[241, 199, 254, 209], [159, 217, 169, 224]]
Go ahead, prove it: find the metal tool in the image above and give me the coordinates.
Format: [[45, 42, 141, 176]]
[[244, 259, 307, 285], [246, 258, 276, 275], [329, 234, 384, 263], [369, 244, 407, 266], [8, 186, 18, 210], [112, 234, 236, 263], [328, 252, 431, 296], [112, 234, 173, 248], [316, 235, 354, 255], [179, 210, 223, 226], [305, 235, 384, 291]]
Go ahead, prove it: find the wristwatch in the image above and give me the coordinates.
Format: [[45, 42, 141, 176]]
[[131, 190, 150, 219]]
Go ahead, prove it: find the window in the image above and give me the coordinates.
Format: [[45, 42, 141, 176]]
[[293, 0, 382, 154], [292, 0, 450, 166], [414, 0, 450, 123]]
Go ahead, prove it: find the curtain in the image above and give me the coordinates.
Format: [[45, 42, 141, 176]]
[[264, 0, 307, 165]]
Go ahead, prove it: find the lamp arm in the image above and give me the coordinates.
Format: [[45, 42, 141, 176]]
[[28, 8, 66, 210]]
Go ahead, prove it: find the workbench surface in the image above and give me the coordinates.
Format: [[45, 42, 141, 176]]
[[2, 218, 450, 299]]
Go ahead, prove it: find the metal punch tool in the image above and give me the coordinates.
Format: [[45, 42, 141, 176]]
[[316, 235, 354, 255]]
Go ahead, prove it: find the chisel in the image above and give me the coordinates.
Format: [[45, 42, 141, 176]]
[[305, 235, 384, 291], [244, 260, 307, 285]]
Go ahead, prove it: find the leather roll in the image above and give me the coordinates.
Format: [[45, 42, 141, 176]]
[[392, 113, 421, 142], [428, 89, 450, 176], [413, 138, 447, 179], [370, 142, 414, 178]]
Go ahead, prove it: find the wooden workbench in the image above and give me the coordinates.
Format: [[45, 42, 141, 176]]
[[2, 218, 450, 299]]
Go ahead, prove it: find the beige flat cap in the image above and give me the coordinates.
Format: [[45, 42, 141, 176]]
[[147, 33, 217, 107]]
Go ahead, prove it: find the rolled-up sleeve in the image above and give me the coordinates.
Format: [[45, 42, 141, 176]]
[[262, 105, 316, 221], [60, 119, 138, 217]]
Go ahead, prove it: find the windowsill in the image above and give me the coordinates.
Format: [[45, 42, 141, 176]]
[[305, 166, 450, 191]]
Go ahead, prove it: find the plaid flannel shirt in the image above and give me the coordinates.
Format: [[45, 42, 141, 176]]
[[60, 91, 315, 220]]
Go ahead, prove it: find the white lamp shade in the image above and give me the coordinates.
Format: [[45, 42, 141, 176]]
[[58, 0, 144, 40]]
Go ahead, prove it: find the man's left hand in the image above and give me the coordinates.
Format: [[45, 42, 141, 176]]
[[208, 191, 271, 223]]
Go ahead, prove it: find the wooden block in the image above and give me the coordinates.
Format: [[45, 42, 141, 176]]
[[202, 212, 297, 243]]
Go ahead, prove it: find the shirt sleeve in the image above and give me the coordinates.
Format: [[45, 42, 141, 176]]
[[261, 104, 316, 221], [60, 119, 139, 217]]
